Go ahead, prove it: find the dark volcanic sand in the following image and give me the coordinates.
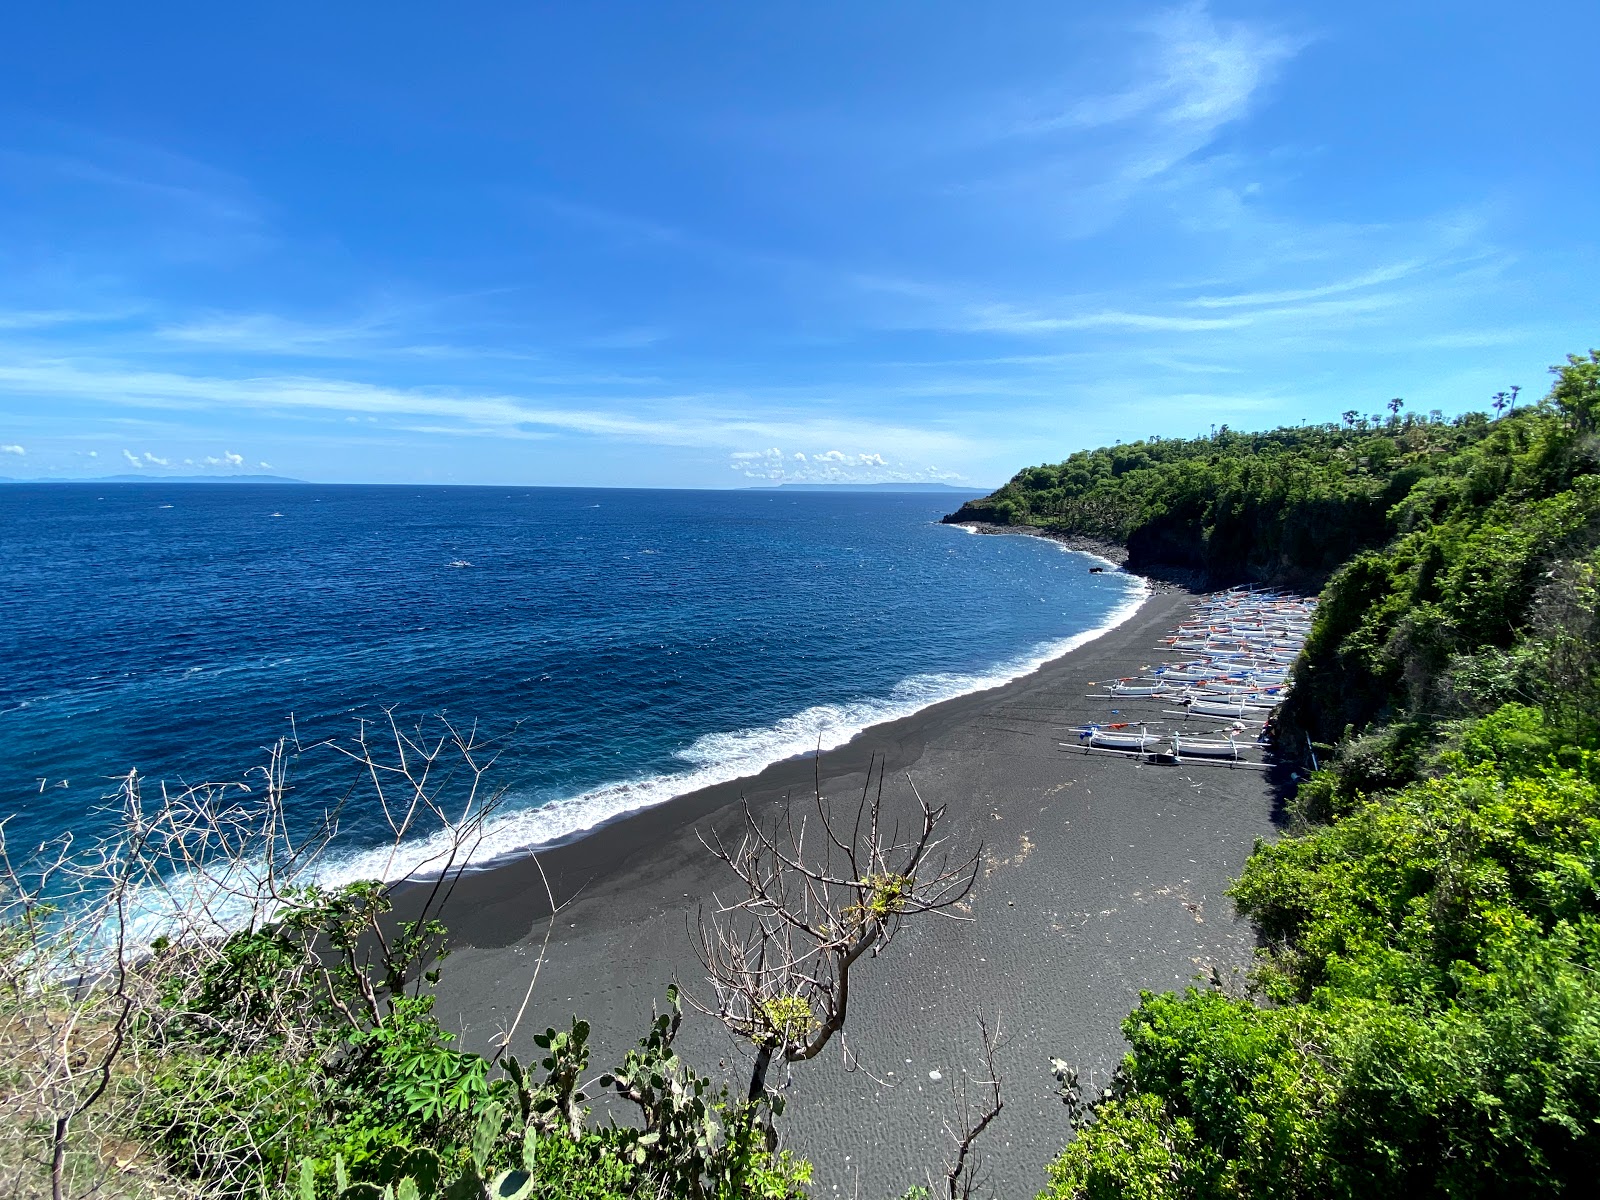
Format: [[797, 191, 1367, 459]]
[[427, 587, 1281, 1198]]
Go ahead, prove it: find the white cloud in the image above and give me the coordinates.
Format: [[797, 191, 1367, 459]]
[[0, 357, 972, 462], [1062, 3, 1297, 138], [966, 3, 1305, 238], [1016, 3, 1301, 153], [1, 443, 23, 455], [122, 449, 142, 468], [143, 452, 170, 466], [0, 309, 127, 331], [259, 461, 271, 469], [156, 313, 394, 357], [725, 445, 946, 485], [1186, 261, 1427, 310]]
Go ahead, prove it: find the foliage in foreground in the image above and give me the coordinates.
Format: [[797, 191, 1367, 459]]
[[1036, 351, 1600, 1198], [4, 875, 808, 1200], [2, 723, 989, 1200], [0, 722, 812, 1200]]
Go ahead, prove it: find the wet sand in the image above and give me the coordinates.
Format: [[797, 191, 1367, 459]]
[[427, 585, 1280, 1198]]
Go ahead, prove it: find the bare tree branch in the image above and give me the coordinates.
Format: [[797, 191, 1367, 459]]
[[685, 754, 980, 1134]]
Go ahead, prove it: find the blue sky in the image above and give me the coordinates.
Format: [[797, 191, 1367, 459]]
[[0, 2, 1593, 487]]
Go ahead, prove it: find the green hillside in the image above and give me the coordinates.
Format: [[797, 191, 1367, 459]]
[[1035, 350, 1600, 1198]]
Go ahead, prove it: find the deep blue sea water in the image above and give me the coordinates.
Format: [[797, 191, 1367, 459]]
[[1, 484, 1142, 885]]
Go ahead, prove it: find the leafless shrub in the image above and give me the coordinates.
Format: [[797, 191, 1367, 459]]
[[689, 755, 980, 1137], [0, 711, 517, 1200], [938, 1014, 1005, 1200]]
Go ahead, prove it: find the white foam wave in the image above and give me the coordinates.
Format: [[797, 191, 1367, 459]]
[[307, 572, 1150, 889]]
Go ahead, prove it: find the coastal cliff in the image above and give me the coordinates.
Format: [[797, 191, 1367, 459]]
[[941, 414, 1491, 590]]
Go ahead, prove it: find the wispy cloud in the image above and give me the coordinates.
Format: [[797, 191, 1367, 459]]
[[0, 126, 263, 227], [0, 356, 973, 463], [155, 313, 389, 356], [966, 304, 1246, 334], [1184, 261, 1428, 309], [2, 443, 24, 455], [1017, 3, 1301, 145], [0, 308, 139, 331], [582, 326, 668, 350], [960, 3, 1306, 234]]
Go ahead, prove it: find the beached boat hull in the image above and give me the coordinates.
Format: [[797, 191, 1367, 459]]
[[1172, 736, 1241, 759]]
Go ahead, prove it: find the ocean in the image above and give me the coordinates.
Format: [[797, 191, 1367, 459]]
[[0, 484, 1143, 886]]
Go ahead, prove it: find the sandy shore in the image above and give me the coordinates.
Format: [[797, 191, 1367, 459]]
[[427, 584, 1281, 1198]]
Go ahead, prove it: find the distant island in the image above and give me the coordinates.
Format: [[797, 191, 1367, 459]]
[[0, 473, 308, 484], [753, 481, 988, 493]]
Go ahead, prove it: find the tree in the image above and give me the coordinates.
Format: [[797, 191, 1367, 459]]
[[690, 758, 980, 1139], [1550, 354, 1597, 432]]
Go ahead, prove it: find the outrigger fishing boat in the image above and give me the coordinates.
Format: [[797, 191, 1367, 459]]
[[1186, 697, 1276, 719], [1076, 722, 1161, 751], [1104, 678, 1178, 697], [1171, 731, 1242, 759]]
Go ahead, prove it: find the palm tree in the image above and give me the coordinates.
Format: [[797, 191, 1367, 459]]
[[1387, 396, 1404, 419], [1493, 391, 1509, 417], [1342, 409, 1359, 428]]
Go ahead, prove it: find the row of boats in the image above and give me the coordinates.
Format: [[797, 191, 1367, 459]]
[[1070, 587, 1317, 763]]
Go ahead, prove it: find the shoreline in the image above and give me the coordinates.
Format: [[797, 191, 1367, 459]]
[[944, 520, 1212, 593], [412, 565, 1152, 910], [363, 549, 1150, 886], [943, 519, 1131, 568], [426, 585, 1281, 1196]]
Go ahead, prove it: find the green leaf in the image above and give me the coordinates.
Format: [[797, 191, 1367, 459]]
[[439, 1165, 485, 1200], [471, 1101, 505, 1171]]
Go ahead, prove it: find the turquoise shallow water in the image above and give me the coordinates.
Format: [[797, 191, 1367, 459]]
[[0, 484, 1142, 880]]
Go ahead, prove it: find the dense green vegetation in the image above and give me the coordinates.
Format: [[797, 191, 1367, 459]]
[[949, 399, 1513, 589], [1033, 351, 1600, 1197]]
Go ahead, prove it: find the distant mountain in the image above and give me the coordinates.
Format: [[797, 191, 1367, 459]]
[[0, 474, 308, 484], [758, 482, 988, 493]]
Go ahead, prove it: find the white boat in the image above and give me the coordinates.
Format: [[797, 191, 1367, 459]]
[[1187, 698, 1275, 719], [1172, 732, 1242, 759], [1194, 684, 1285, 700], [1082, 724, 1161, 751], [1106, 681, 1173, 697]]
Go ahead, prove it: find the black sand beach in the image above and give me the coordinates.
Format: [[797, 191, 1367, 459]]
[[428, 586, 1281, 1198]]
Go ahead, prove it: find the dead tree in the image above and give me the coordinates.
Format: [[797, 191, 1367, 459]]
[[690, 756, 980, 1131], [939, 1015, 1005, 1200]]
